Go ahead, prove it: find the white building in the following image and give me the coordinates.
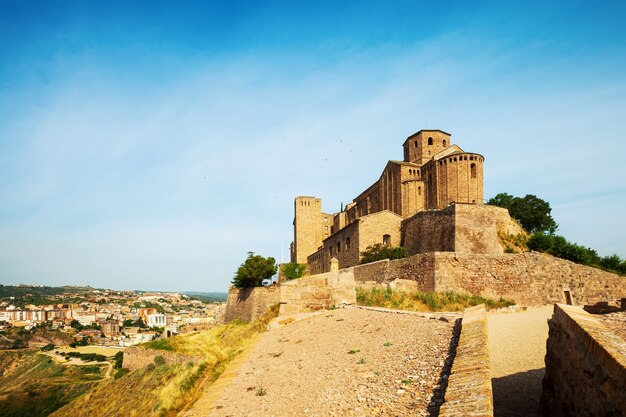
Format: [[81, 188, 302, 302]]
[[146, 313, 166, 328]]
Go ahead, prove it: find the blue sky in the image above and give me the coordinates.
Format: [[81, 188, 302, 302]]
[[1, 1, 625, 292]]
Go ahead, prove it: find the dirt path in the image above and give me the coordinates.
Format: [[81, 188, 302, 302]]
[[186, 307, 457, 417], [487, 305, 552, 417]]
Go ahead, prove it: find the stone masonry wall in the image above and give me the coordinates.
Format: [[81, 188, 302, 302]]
[[434, 252, 625, 306], [223, 286, 280, 323], [453, 204, 504, 254], [123, 346, 202, 371], [439, 304, 494, 417], [352, 253, 436, 292], [279, 268, 356, 315], [540, 304, 626, 416], [402, 208, 455, 255]]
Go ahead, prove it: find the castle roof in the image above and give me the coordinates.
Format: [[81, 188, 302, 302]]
[[432, 145, 464, 160], [402, 129, 452, 146]]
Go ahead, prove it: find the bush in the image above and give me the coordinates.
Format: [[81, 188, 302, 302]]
[[281, 262, 307, 280], [40, 343, 55, 351], [360, 244, 408, 264], [528, 233, 625, 275], [114, 351, 124, 368], [114, 368, 130, 379]]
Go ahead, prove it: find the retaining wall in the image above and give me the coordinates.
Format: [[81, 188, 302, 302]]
[[223, 286, 280, 323], [439, 304, 494, 417], [540, 304, 626, 416], [433, 252, 625, 306], [349, 251, 624, 306], [279, 268, 356, 315]]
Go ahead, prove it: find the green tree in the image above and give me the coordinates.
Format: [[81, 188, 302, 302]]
[[487, 193, 558, 234], [280, 262, 307, 280], [360, 244, 408, 264], [232, 252, 277, 288]]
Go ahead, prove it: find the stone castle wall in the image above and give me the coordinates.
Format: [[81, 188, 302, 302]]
[[223, 286, 280, 323], [540, 304, 626, 416], [433, 252, 625, 306], [352, 254, 437, 292], [279, 269, 356, 315], [401, 204, 513, 256]]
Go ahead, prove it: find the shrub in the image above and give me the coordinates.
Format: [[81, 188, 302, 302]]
[[360, 244, 408, 264], [281, 262, 307, 280]]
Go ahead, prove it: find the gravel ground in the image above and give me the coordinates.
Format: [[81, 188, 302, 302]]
[[487, 305, 552, 417], [204, 307, 457, 417], [595, 311, 626, 342]]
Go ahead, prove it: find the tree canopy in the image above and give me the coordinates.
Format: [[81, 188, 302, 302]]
[[360, 244, 408, 264], [232, 252, 277, 288], [280, 262, 307, 280], [487, 193, 558, 234]]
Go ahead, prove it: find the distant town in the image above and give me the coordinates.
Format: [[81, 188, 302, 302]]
[[0, 284, 226, 348]]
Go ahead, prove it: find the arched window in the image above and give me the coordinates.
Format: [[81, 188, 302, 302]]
[[443, 139, 447, 147], [414, 140, 418, 148], [428, 137, 433, 145], [418, 186, 422, 196], [471, 163, 477, 178], [383, 234, 391, 245]]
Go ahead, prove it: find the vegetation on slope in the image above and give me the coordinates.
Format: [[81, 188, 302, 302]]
[[49, 304, 279, 417], [0, 349, 104, 417], [528, 233, 626, 275], [356, 287, 514, 312], [489, 192, 625, 276]]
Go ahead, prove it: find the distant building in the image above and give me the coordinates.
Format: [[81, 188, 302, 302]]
[[146, 313, 166, 328], [100, 319, 120, 338]]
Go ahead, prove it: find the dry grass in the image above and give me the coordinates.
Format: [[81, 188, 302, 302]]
[[49, 304, 279, 417], [356, 287, 515, 311]]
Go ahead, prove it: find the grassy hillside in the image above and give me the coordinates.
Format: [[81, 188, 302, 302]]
[[0, 349, 105, 417], [49, 304, 279, 417]]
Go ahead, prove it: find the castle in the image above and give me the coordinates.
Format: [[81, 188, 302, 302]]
[[291, 129, 495, 274]]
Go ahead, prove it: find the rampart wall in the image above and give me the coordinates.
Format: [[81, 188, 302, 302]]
[[439, 304, 494, 417], [540, 304, 626, 416], [433, 252, 625, 306], [223, 286, 280, 323], [279, 268, 356, 315], [350, 251, 624, 306]]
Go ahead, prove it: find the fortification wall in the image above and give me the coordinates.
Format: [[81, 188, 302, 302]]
[[352, 253, 436, 292], [401, 204, 514, 256], [439, 304, 493, 417], [122, 346, 202, 371], [223, 286, 280, 323], [433, 252, 625, 306], [279, 269, 356, 315], [540, 304, 626, 416], [402, 208, 455, 254]]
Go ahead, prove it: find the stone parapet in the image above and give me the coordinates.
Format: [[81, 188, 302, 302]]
[[541, 303, 626, 416], [223, 286, 280, 323], [439, 304, 493, 417], [279, 268, 356, 315]]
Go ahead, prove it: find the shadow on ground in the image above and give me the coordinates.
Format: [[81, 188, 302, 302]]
[[492, 367, 544, 417]]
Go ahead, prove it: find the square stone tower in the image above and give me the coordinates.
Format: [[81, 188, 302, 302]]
[[403, 129, 451, 165]]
